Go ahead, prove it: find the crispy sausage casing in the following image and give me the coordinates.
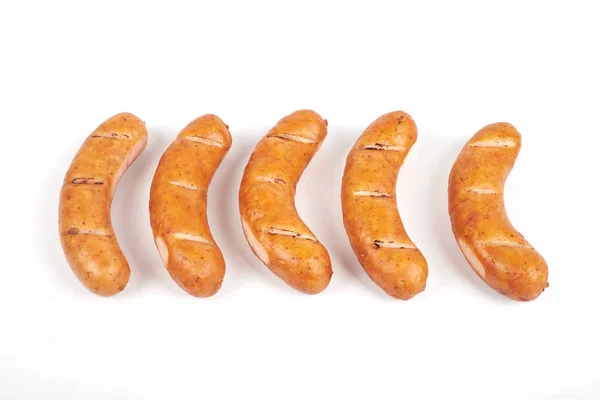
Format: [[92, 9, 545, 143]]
[[149, 114, 232, 297], [59, 112, 148, 296], [342, 111, 428, 299], [239, 110, 332, 294], [448, 122, 549, 301]]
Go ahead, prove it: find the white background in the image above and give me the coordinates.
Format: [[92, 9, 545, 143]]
[[1, 0, 599, 398]]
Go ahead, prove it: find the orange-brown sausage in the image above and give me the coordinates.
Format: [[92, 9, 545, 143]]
[[239, 110, 332, 294], [448, 122, 549, 301], [59, 112, 148, 296], [342, 111, 428, 299], [149, 115, 232, 297]]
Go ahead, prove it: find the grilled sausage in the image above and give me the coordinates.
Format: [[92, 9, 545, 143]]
[[448, 122, 549, 301], [59, 112, 148, 296], [342, 111, 428, 299], [150, 114, 232, 297], [239, 110, 332, 294]]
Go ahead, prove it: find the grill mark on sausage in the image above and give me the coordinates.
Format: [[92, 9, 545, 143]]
[[463, 187, 497, 195], [267, 227, 317, 241], [358, 143, 406, 151], [468, 138, 516, 148], [91, 132, 131, 140], [482, 239, 532, 249], [71, 178, 105, 185], [267, 133, 317, 144], [172, 233, 214, 246], [353, 190, 393, 198], [257, 176, 287, 184], [182, 136, 224, 147], [66, 228, 112, 237], [169, 181, 200, 190], [373, 240, 416, 249]]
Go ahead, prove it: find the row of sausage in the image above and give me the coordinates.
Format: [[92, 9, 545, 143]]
[[58, 110, 549, 301]]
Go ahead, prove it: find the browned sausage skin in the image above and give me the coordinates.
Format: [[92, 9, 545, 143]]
[[342, 111, 428, 299], [59, 112, 148, 296], [448, 122, 549, 301], [239, 110, 332, 294], [149, 114, 232, 297]]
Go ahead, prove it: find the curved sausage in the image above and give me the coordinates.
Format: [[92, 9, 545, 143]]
[[149, 114, 232, 297], [239, 110, 332, 294], [59, 112, 148, 296], [342, 111, 428, 299], [448, 122, 549, 301]]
